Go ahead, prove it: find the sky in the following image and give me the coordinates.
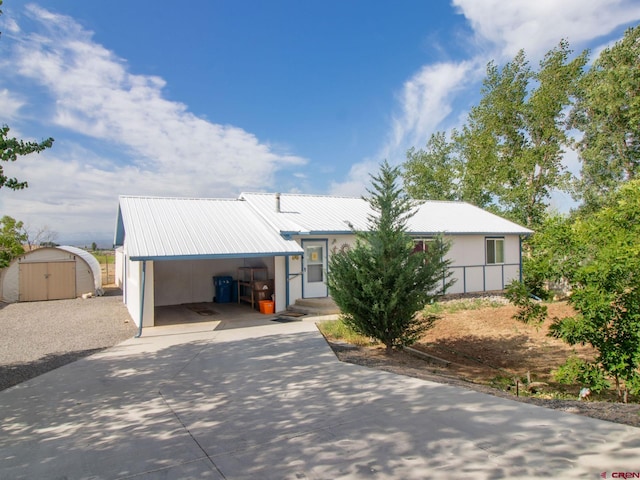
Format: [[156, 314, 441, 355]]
[[1, 0, 639, 247]]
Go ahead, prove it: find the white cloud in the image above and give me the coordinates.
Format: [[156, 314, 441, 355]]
[[0, 89, 24, 120], [0, 5, 307, 243], [330, 159, 379, 197], [331, 0, 640, 199], [453, 0, 640, 59], [331, 60, 479, 196]]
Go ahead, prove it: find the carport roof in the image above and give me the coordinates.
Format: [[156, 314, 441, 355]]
[[114, 196, 303, 261]]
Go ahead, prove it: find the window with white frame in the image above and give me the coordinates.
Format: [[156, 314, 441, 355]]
[[413, 237, 434, 254], [486, 237, 504, 264]]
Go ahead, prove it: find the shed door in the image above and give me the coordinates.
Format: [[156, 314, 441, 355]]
[[19, 261, 76, 301]]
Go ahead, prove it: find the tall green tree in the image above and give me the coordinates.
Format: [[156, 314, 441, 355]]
[[458, 42, 586, 228], [549, 180, 640, 401], [519, 211, 578, 299], [404, 42, 586, 229], [0, 215, 26, 268], [403, 132, 461, 201], [0, 1, 54, 190], [328, 161, 452, 353], [570, 25, 640, 211]]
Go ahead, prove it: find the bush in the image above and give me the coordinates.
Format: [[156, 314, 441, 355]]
[[505, 281, 548, 327], [553, 356, 610, 393]]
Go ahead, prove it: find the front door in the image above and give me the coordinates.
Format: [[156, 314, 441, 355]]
[[303, 240, 328, 298]]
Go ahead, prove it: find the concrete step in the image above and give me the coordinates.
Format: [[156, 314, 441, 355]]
[[288, 297, 341, 316]]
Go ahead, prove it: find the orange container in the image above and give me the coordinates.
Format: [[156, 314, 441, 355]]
[[259, 300, 275, 314]]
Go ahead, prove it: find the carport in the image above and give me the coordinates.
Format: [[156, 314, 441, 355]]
[[114, 196, 303, 334]]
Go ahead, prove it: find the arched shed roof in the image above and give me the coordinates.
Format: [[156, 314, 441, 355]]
[[54, 246, 103, 292]]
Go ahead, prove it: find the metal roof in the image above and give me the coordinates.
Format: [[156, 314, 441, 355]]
[[114, 196, 303, 261], [408, 200, 533, 235], [240, 192, 533, 236], [239, 192, 372, 233], [57, 245, 103, 291]]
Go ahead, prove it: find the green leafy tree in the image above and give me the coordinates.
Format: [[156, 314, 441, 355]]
[[0, 2, 54, 190], [458, 42, 586, 228], [522, 211, 580, 298], [549, 180, 640, 401], [403, 132, 461, 201], [1, 126, 54, 190], [0, 215, 27, 268], [328, 161, 453, 353], [570, 25, 640, 212], [405, 42, 586, 229]]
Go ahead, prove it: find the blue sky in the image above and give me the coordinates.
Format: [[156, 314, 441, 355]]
[[1, 0, 639, 246]]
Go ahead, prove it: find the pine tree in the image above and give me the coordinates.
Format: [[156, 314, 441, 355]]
[[328, 161, 452, 353]]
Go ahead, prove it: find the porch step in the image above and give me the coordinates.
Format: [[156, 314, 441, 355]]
[[288, 297, 341, 316]]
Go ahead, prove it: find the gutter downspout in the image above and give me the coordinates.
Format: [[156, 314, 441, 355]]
[[135, 260, 146, 338]]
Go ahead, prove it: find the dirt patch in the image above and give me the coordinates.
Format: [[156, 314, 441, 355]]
[[414, 302, 593, 385], [325, 301, 640, 428]]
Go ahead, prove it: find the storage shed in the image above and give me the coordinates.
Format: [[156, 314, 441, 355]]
[[1, 246, 103, 302]]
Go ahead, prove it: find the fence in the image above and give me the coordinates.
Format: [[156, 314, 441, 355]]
[[93, 251, 116, 286], [445, 263, 522, 294]]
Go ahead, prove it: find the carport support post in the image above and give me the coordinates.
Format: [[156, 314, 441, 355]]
[[135, 260, 146, 338]]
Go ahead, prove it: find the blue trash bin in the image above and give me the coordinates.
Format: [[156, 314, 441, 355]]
[[213, 276, 232, 303]]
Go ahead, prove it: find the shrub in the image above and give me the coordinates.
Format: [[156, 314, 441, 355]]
[[505, 280, 548, 327]]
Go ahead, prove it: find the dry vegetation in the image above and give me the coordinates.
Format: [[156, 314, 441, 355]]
[[321, 299, 640, 428]]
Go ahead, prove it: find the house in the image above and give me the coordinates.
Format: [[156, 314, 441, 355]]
[[114, 193, 532, 330]]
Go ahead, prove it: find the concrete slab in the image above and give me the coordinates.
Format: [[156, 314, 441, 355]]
[[1, 318, 638, 479]]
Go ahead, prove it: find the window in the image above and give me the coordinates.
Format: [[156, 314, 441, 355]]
[[486, 237, 504, 264], [413, 237, 434, 254]]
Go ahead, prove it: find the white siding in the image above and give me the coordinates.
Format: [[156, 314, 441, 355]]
[[445, 234, 521, 294]]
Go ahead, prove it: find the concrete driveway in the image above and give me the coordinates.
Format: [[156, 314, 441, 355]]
[[1, 318, 638, 480]]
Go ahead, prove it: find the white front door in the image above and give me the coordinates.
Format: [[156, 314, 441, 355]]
[[303, 240, 328, 298]]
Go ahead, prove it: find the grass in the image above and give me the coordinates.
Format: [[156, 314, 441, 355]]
[[317, 319, 377, 346], [91, 251, 115, 264]]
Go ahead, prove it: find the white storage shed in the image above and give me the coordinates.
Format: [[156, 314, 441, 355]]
[[1, 246, 103, 302]]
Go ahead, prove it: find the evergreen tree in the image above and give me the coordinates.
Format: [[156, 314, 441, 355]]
[[328, 161, 452, 353]]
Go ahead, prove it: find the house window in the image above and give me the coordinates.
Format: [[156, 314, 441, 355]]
[[413, 237, 434, 254], [486, 237, 504, 264]]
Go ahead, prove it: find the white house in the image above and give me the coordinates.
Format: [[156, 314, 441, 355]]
[[114, 193, 532, 330]]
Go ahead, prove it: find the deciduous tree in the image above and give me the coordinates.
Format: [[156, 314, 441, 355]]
[[569, 25, 640, 211], [403, 132, 461, 201], [549, 180, 640, 401], [0, 215, 27, 268], [404, 42, 586, 229]]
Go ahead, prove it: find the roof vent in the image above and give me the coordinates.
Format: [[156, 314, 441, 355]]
[[275, 193, 281, 213]]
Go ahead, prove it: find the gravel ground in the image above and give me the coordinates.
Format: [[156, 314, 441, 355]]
[[0, 288, 137, 391]]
